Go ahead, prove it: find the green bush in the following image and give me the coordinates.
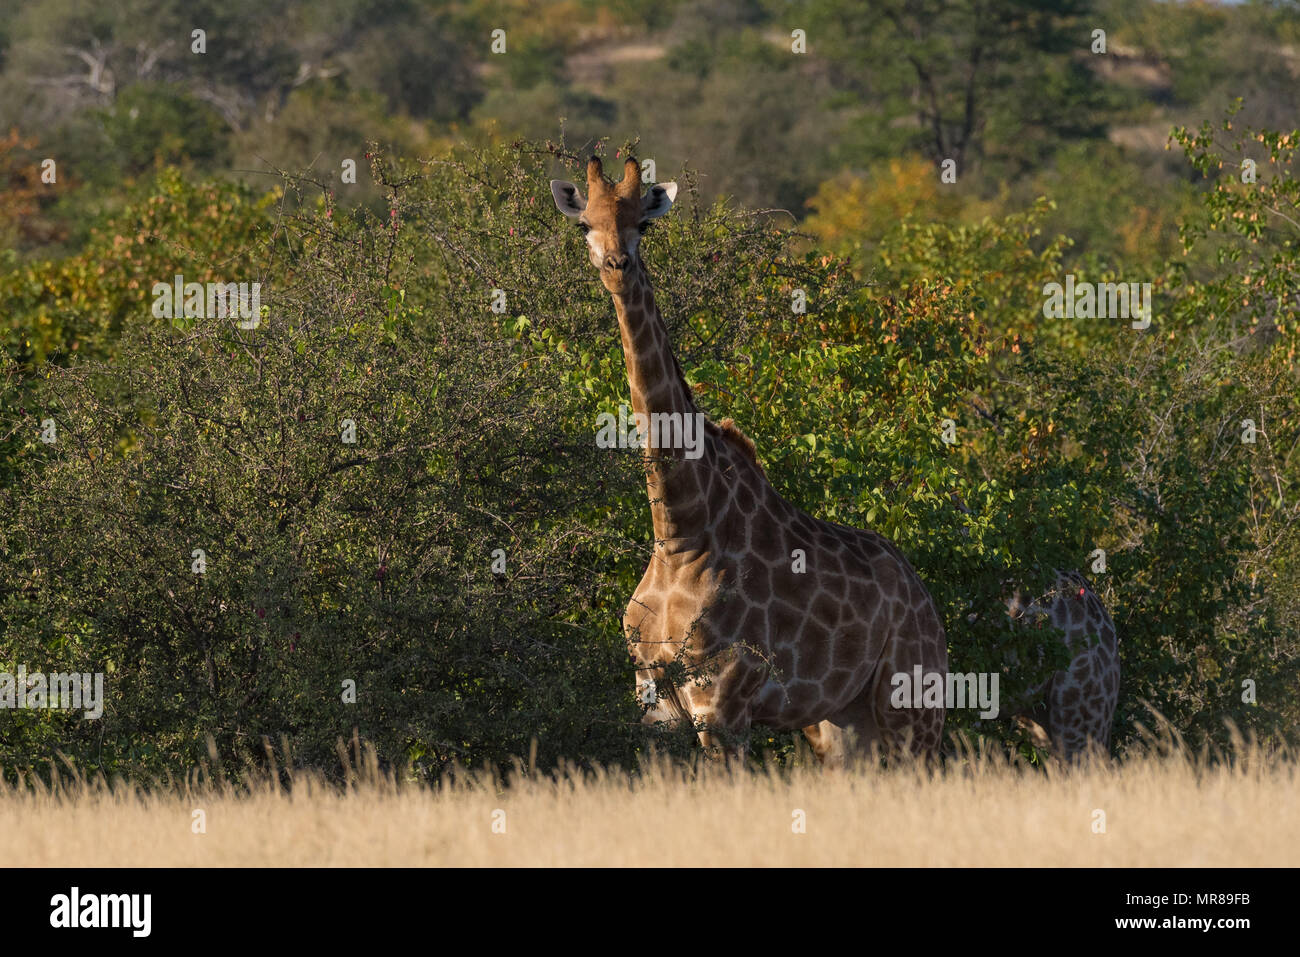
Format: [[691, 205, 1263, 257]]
[[2, 133, 1297, 784]]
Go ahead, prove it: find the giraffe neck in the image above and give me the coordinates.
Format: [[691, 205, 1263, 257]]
[[609, 266, 714, 546], [610, 267, 699, 425]]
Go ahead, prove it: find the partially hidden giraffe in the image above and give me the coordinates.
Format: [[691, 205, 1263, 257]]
[[1006, 569, 1119, 761], [551, 155, 948, 763]]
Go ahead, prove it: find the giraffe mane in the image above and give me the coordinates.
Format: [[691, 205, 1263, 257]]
[[667, 351, 695, 403], [717, 418, 763, 472]]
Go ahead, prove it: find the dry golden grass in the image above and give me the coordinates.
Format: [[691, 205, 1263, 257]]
[[5, 736, 1298, 867]]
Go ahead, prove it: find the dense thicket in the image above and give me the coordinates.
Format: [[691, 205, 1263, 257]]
[[2, 0, 1298, 779]]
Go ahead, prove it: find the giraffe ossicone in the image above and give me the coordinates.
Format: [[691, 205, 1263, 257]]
[[551, 154, 949, 764]]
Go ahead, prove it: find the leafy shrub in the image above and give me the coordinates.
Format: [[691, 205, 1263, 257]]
[[2, 131, 1297, 785]]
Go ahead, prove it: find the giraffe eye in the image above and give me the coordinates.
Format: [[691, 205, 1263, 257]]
[[637, 220, 649, 233], [577, 222, 591, 234]]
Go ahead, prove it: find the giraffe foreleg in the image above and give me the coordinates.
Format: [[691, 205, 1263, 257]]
[[694, 716, 750, 767], [803, 681, 885, 770]]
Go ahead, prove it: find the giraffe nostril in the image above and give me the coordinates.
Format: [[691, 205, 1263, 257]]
[[605, 253, 630, 271]]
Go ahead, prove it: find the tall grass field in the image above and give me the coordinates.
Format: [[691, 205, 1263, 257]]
[[6, 736, 1295, 867]]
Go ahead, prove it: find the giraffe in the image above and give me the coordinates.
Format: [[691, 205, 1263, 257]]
[[551, 155, 948, 764], [1005, 569, 1120, 761]]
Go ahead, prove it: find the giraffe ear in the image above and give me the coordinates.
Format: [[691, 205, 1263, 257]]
[[641, 182, 677, 219], [550, 180, 587, 218]]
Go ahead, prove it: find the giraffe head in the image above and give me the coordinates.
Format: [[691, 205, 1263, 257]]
[[1007, 569, 1087, 622], [551, 155, 677, 294], [1004, 584, 1038, 623]]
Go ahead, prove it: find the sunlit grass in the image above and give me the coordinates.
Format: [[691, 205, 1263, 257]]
[[4, 727, 1296, 867]]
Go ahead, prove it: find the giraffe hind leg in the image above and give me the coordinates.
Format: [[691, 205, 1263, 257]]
[[866, 663, 943, 760], [1014, 713, 1054, 752], [803, 720, 848, 769]]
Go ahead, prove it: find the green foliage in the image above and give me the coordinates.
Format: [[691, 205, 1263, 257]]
[[0, 168, 272, 368], [3, 0, 1298, 265], [694, 164, 1298, 750], [95, 84, 232, 177], [1165, 106, 1300, 727], [0, 149, 639, 780], [0, 142, 816, 779], [3, 0, 1300, 778], [802, 0, 1110, 178]]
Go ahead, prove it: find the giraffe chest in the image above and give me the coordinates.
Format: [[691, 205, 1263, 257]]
[[622, 544, 849, 671], [623, 548, 729, 664]]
